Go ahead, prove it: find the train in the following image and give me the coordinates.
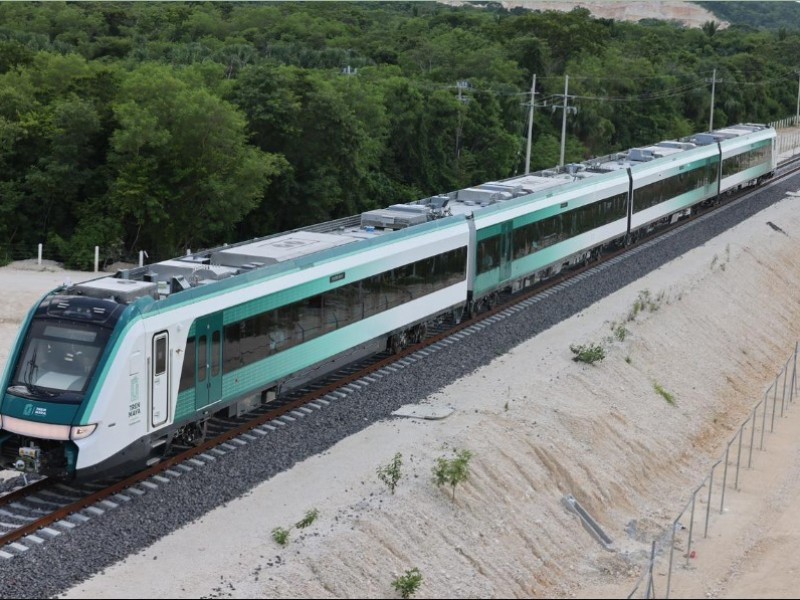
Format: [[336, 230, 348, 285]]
[[0, 122, 777, 481]]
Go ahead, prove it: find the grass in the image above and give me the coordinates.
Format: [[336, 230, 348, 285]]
[[272, 526, 290, 546], [570, 342, 606, 364], [653, 382, 676, 406], [627, 289, 666, 321], [295, 508, 319, 529]]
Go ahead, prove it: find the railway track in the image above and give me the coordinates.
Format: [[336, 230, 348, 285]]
[[1, 157, 799, 559]]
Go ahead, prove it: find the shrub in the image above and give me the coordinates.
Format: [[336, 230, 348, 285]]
[[570, 343, 606, 364], [377, 452, 404, 495], [433, 448, 473, 501], [272, 526, 290, 546], [295, 508, 319, 529], [392, 567, 423, 599]]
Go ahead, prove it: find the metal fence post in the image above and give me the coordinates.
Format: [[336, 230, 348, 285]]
[[666, 519, 677, 600], [645, 540, 656, 599], [791, 342, 798, 404], [771, 382, 778, 433], [704, 465, 715, 538], [720, 442, 730, 513], [781, 360, 788, 416], [735, 424, 744, 490], [748, 405, 758, 468], [686, 492, 697, 567], [761, 389, 768, 450]]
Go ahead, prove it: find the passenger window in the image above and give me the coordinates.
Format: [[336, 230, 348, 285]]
[[211, 330, 220, 377], [154, 335, 167, 376], [198, 335, 207, 381]]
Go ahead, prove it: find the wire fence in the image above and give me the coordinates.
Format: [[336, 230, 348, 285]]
[[627, 343, 800, 599], [0, 243, 44, 265], [0, 242, 143, 273], [769, 116, 800, 131]]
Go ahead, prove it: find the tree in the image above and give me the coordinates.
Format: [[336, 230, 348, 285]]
[[0, 52, 118, 262], [231, 64, 389, 235], [702, 20, 719, 38], [377, 452, 404, 494], [432, 448, 473, 501], [107, 64, 286, 258]]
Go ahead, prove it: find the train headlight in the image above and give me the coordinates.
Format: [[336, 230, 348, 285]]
[[70, 424, 97, 440]]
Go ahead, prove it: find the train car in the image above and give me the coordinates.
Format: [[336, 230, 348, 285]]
[[466, 123, 776, 309], [469, 167, 631, 309], [0, 216, 470, 480], [0, 122, 777, 481], [715, 124, 777, 192]]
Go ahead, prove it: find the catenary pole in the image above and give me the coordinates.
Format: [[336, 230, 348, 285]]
[[525, 74, 536, 174], [560, 74, 569, 167], [709, 68, 716, 131], [795, 71, 800, 126]]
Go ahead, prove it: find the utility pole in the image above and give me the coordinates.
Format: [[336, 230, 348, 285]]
[[795, 71, 800, 126], [709, 68, 716, 131], [552, 74, 576, 167], [525, 74, 537, 174], [455, 80, 470, 160], [560, 74, 569, 167]]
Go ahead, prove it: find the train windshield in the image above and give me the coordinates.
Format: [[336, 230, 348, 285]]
[[9, 318, 110, 399]]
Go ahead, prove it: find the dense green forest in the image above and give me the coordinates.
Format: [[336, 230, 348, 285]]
[[697, 1, 800, 31], [1, 1, 799, 268]]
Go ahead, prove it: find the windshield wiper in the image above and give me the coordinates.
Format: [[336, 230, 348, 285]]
[[22, 347, 54, 399]]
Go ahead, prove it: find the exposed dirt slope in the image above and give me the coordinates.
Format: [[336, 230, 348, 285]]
[[439, 1, 728, 29]]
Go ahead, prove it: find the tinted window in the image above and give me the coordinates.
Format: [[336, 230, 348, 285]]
[[154, 335, 167, 376], [222, 246, 467, 374]]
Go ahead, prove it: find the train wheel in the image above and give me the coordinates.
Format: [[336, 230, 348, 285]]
[[178, 420, 208, 446], [388, 332, 406, 354], [486, 292, 498, 311]]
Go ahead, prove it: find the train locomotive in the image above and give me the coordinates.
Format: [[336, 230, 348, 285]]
[[0, 123, 777, 480]]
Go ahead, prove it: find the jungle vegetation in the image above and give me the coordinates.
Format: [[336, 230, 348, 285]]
[[1, 1, 799, 268]]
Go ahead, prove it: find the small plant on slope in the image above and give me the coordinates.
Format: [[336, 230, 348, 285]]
[[391, 567, 423, 599], [433, 448, 473, 501], [654, 382, 676, 406], [272, 526, 290, 546], [570, 342, 606, 364], [377, 452, 404, 495], [295, 508, 319, 529]]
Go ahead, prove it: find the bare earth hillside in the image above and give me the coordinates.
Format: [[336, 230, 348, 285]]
[[438, 1, 728, 28]]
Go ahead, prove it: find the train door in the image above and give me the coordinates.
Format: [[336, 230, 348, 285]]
[[151, 332, 169, 427], [499, 222, 513, 281], [195, 312, 223, 410]]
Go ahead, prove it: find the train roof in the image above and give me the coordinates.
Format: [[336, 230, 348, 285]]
[[66, 123, 774, 306]]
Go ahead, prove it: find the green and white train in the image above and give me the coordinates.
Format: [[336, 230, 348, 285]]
[[0, 123, 776, 480]]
